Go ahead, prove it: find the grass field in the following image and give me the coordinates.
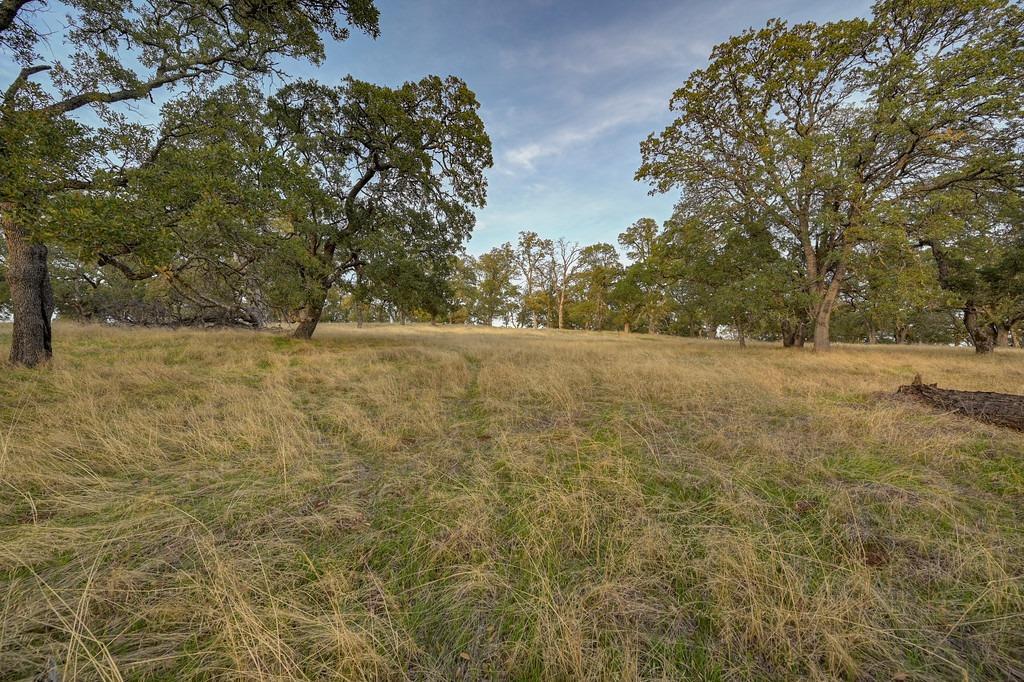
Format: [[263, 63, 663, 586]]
[[1, 323, 1022, 681]]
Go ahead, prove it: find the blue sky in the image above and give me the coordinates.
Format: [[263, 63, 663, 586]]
[[4, 0, 873, 255], [310, 0, 874, 254]]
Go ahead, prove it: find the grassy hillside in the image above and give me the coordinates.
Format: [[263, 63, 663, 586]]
[[1, 324, 1022, 681]]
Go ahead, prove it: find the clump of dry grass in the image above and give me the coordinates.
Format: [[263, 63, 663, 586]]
[[1, 323, 1022, 680]]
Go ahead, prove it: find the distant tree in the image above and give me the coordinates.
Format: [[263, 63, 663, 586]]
[[662, 202, 790, 346], [55, 84, 282, 328], [914, 189, 1024, 352], [839, 241, 947, 344], [617, 218, 671, 333], [515, 230, 553, 328], [448, 254, 480, 324], [569, 243, 622, 331], [474, 243, 519, 326], [552, 238, 583, 329]]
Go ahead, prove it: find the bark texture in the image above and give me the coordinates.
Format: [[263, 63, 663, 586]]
[[996, 325, 1010, 348], [897, 375, 1024, 432], [293, 299, 324, 339], [782, 319, 806, 348], [963, 302, 997, 354], [3, 215, 54, 366]]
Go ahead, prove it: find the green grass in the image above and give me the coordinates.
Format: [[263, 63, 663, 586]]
[[1, 322, 1022, 680]]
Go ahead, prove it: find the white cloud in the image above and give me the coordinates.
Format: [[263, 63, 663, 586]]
[[500, 86, 668, 172]]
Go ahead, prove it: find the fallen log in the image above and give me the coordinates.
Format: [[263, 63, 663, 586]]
[[897, 375, 1024, 432]]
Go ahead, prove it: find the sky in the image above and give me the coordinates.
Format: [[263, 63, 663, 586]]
[[308, 0, 874, 254], [4, 0, 874, 255]]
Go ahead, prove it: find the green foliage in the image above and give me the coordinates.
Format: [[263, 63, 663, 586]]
[[264, 75, 492, 331], [474, 243, 520, 326], [637, 0, 1024, 349]]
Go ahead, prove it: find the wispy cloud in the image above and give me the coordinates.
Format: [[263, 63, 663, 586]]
[[502, 88, 667, 172], [491, 1, 740, 175]]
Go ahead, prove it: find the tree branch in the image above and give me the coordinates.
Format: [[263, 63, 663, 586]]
[[0, 0, 33, 34], [2, 64, 49, 108]]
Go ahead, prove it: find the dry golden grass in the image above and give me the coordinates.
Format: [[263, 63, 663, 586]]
[[1, 322, 1022, 681]]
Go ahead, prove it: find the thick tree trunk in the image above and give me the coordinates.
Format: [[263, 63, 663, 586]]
[[736, 321, 746, 348], [996, 324, 1010, 348], [813, 314, 830, 351], [811, 295, 837, 352], [623, 321, 631, 334], [866, 322, 877, 344], [3, 214, 54, 366], [895, 325, 909, 345], [963, 302, 996, 354], [810, 279, 843, 352], [808, 256, 846, 352], [293, 299, 324, 339]]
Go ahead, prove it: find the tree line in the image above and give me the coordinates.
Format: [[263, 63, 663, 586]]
[[2, 0, 1023, 364], [0, 0, 491, 367], [638, 0, 1024, 353]]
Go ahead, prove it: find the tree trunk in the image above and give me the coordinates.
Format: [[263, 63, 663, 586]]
[[963, 302, 996, 354], [996, 324, 1010, 348], [293, 299, 324, 339], [736, 321, 746, 348], [782, 319, 797, 347], [1011, 324, 1021, 348], [895, 325, 908, 345], [557, 292, 565, 329], [809, 255, 846, 352], [3, 214, 54, 367], [813, 313, 830, 351], [623, 321, 631, 334], [811, 281, 843, 352], [866, 322, 877, 344]]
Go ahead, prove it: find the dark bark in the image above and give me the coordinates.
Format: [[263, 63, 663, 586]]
[[293, 299, 324, 339], [3, 213, 53, 366], [895, 325, 909, 345], [898, 375, 1024, 432], [963, 301, 997, 354], [0, 0, 33, 36]]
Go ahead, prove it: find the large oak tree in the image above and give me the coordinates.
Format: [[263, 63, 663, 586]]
[[265, 76, 492, 339], [0, 0, 380, 365], [638, 0, 1024, 351]]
